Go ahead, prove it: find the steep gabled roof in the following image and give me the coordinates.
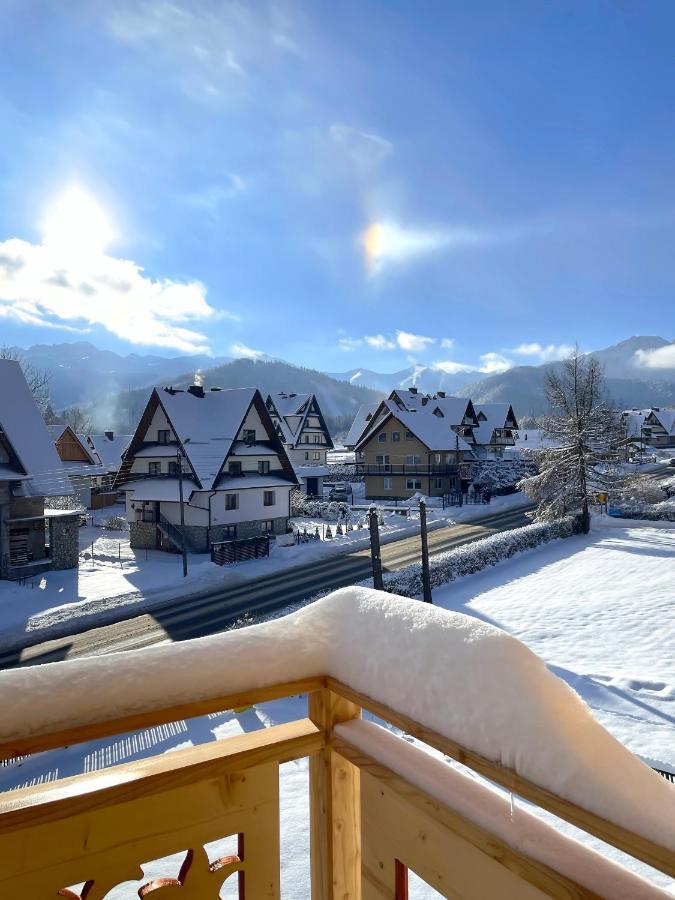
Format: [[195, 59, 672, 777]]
[[266, 392, 334, 450], [651, 408, 675, 433], [50, 425, 99, 465], [473, 403, 518, 446], [344, 403, 378, 448], [356, 400, 475, 454], [84, 433, 133, 471], [0, 360, 72, 497]]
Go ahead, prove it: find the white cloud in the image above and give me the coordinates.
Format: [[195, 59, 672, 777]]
[[432, 360, 476, 375], [329, 124, 392, 170], [396, 330, 435, 353], [512, 342, 575, 362], [440, 337, 454, 350], [0, 237, 226, 353], [365, 334, 396, 350], [479, 352, 513, 374], [634, 344, 675, 369], [338, 337, 363, 351], [231, 342, 265, 360], [363, 219, 493, 274]]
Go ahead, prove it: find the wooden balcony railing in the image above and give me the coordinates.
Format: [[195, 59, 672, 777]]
[[0, 674, 672, 897]]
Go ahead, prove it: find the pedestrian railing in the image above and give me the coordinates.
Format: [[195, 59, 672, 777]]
[[0, 674, 672, 897]]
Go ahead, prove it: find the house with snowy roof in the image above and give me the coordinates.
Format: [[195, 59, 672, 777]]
[[83, 431, 133, 482], [265, 392, 334, 496], [354, 388, 478, 499], [49, 425, 108, 508], [472, 403, 519, 459], [115, 383, 299, 553], [620, 407, 675, 450], [0, 360, 81, 579]]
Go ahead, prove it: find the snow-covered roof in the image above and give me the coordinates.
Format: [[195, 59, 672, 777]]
[[61, 460, 108, 478], [473, 403, 514, 446], [133, 445, 182, 458], [344, 403, 377, 448], [214, 474, 295, 491], [159, 387, 257, 490], [230, 441, 279, 456], [294, 464, 330, 478], [118, 478, 186, 502], [0, 588, 672, 857], [267, 392, 334, 449], [84, 433, 132, 471], [356, 400, 475, 455], [270, 392, 310, 421], [0, 360, 72, 497], [651, 408, 675, 433]]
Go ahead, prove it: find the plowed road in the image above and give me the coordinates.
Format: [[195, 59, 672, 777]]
[[0, 504, 533, 670]]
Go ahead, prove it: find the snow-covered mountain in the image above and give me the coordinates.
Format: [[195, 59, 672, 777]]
[[328, 365, 476, 395]]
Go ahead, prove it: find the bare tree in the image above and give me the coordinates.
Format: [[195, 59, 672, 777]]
[[61, 405, 94, 435], [0, 346, 51, 414], [518, 351, 624, 533]]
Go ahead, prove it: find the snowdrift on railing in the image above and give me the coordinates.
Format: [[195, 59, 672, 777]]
[[0, 588, 673, 852]]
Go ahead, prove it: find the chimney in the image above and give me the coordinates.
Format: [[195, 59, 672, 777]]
[[421, 396, 429, 406], [437, 391, 445, 398], [104, 430, 114, 441], [409, 387, 418, 394], [188, 384, 205, 398]]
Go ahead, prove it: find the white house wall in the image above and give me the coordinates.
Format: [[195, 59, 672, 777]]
[[144, 405, 174, 443]]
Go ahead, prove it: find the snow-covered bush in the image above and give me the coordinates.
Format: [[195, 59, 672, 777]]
[[620, 479, 667, 506], [101, 515, 128, 531], [326, 463, 364, 482], [470, 459, 537, 495], [44, 494, 82, 510], [612, 498, 675, 522], [381, 516, 580, 598], [293, 498, 350, 520]]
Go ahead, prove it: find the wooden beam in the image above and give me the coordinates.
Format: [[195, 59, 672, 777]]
[[326, 677, 675, 878], [0, 676, 325, 761], [309, 689, 362, 900], [334, 738, 602, 899], [0, 718, 322, 833]]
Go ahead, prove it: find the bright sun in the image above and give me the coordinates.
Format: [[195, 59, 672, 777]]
[[42, 185, 115, 257]]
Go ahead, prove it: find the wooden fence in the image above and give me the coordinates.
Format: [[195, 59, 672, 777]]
[[0, 677, 671, 897]]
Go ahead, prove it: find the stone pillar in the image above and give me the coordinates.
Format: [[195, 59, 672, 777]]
[[49, 514, 81, 570]]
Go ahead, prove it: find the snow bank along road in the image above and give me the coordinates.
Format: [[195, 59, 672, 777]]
[[0, 504, 534, 669]]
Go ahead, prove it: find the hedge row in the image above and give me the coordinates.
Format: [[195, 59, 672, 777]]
[[612, 500, 675, 522], [381, 516, 580, 598]]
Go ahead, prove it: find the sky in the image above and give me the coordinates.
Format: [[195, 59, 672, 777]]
[[0, 0, 674, 376]]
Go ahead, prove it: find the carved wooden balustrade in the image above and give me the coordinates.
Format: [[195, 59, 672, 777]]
[[0, 675, 672, 898]]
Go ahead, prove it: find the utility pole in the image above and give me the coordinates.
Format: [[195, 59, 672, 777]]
[[368, 506, 383, 590], [177, 447, 188, 578], [456, 430, 462, 506], [419, 498, 432, 603]]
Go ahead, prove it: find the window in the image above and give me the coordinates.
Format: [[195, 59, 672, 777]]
[[434, 453, 441, 464], [242, 429, 256, 444], [383, 477, 392, 490], [264, 490, 275, 507], [391, 431, 400, 442], [305, 451, 309, 460], [168, 461, 179, 476], [375, 454, 390, 467], [225, 494, 239, 511], [221, 524, 237, 539], [404, 431, 413, 441], [258, 460, 270, 474], [314, 434, 322, 443], [228, 461, 242, 476], [313, 451, 321, 460], [405, 455, 421, 466], [157, 429, 170, 444], [148, 461, 161, 475], [378, 432, 387, 443], [406, 478, 422, 490], [434, 478, 443, 489], [260, 519, 274, 533]]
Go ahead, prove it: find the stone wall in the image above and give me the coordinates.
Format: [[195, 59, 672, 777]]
[[49, 515, 80, 570], [130, 521, 159, 550]]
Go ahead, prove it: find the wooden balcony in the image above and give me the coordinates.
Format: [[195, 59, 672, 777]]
[[356, 463, 458, 477], [0, 669, 672, 898]]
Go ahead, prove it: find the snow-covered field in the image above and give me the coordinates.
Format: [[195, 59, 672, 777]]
[[0, 493, 529, 651], [1, 521, 673, 896]]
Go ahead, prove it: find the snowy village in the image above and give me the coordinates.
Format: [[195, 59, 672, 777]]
[[0, 4, 674, 899]]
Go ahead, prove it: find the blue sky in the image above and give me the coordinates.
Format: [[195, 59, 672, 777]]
[[0, 0, 674, 375]]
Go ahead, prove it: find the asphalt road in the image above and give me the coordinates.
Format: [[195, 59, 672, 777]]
[[0, 503, 534, 670], [2, 464, 671, 671]]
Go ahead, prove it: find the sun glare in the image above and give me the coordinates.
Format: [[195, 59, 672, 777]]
[[362, 221, 381, 267], [42, 185, 115, 257]]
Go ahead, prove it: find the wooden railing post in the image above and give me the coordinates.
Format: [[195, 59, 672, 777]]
[[309, 689, 362, 900]]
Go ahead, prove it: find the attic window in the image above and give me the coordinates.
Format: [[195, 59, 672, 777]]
[[243, 429, 255, 445]]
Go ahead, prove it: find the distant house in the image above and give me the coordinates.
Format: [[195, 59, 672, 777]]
[[0, 360, 81, 580], [265, 392, 334, 496], [472, 404, 519, 459], [115, 384, 299, 553], [49, 425, 108, 508], [620, 407, 675, 449], [354, 388, 477, 499], [84, 432, 133, 483]]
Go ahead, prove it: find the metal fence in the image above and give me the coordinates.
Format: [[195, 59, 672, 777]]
[[211, 535, 270, 566]]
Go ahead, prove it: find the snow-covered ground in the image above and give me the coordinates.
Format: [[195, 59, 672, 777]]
[[0, 523, 673, 897], [0, 493, 530, 651]]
